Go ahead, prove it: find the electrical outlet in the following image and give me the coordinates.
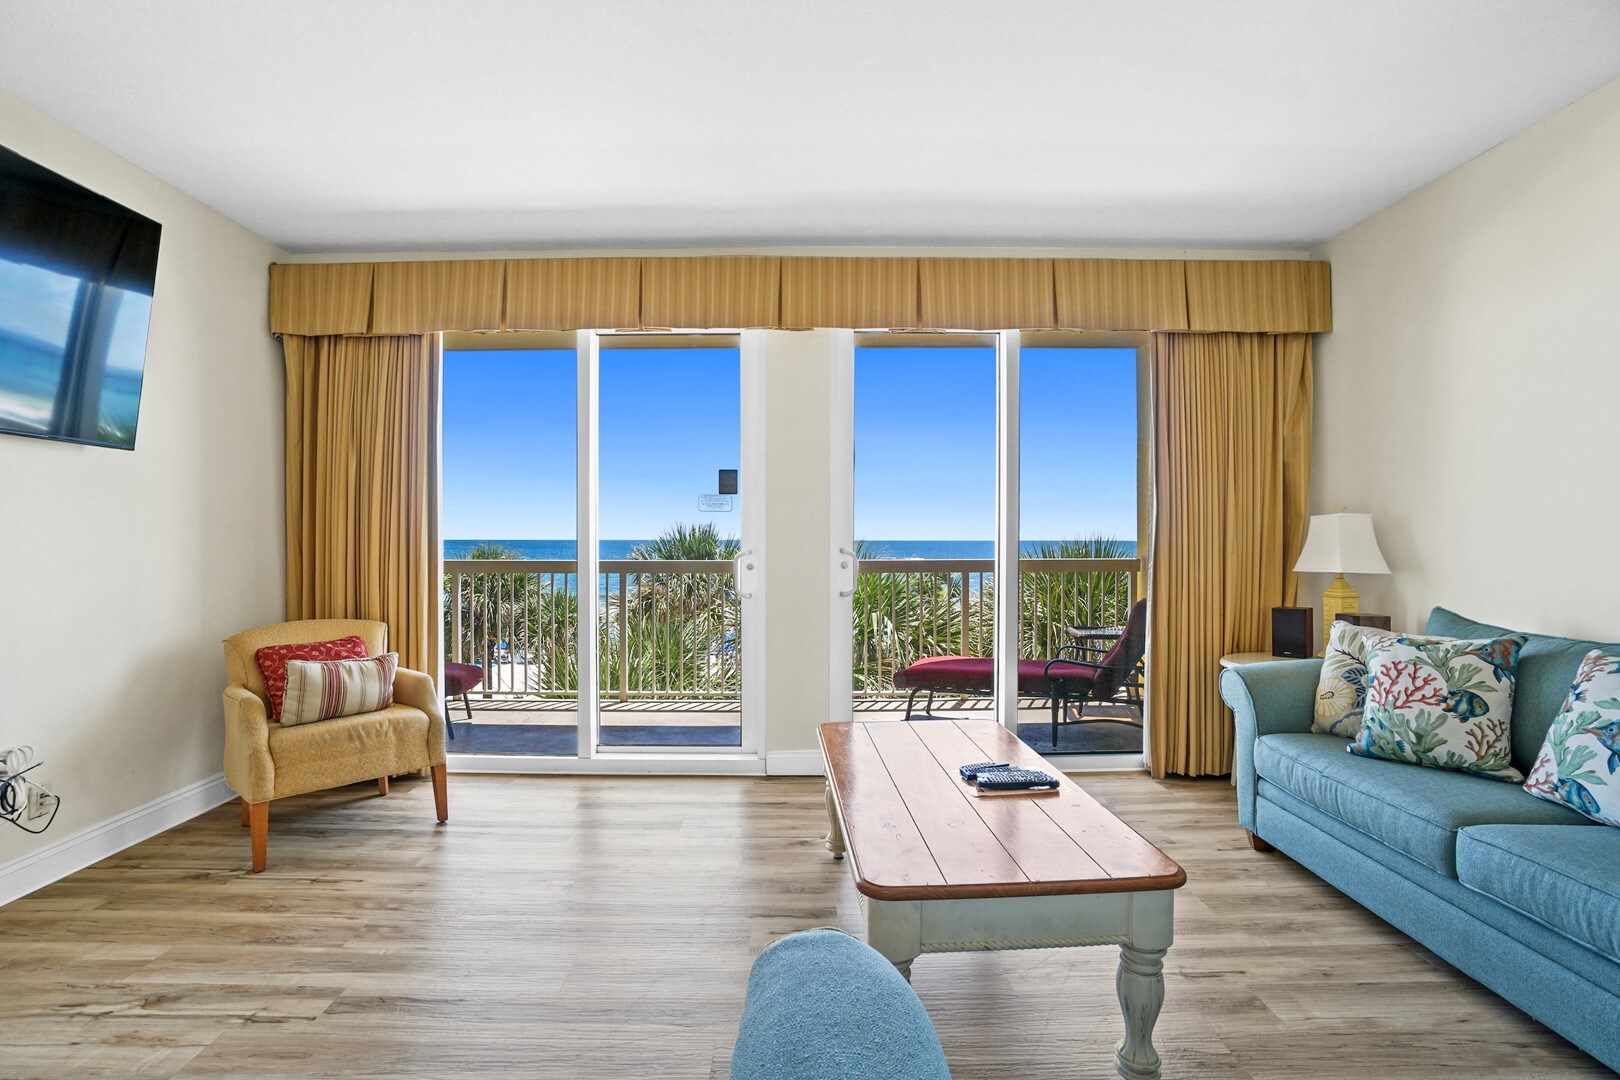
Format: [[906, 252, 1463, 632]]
[[24, 780, 54, 822]]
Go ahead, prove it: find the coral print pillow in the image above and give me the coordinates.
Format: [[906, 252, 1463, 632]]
[[1349, 634, 1527, 781], [1313, 622, 1444, 738], [1524, 650, 1620, 826]]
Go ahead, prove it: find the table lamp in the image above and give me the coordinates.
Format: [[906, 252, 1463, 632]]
[[1293, 513, 1390, 650]]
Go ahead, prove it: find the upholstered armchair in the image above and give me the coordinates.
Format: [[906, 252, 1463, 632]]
[[221, 618, 448, 872]]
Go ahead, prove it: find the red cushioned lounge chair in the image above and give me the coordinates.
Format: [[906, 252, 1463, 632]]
[[892, 599, 1146, 747]]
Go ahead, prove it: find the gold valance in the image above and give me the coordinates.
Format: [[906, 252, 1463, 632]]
[[641, 256, 780, 329], [781, 257, 918, 329], [269, 255, 1331, 335]]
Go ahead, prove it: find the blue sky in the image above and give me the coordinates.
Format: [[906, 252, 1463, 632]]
[[442, 345, 1136, 542]]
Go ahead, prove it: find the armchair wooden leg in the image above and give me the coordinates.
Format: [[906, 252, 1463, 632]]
[[240, 798, 250, 827], [1246, 830, 1275, 853], [431, 763, 448, 823], [377, 775, 389, 796], [248, 802, 269, 872]]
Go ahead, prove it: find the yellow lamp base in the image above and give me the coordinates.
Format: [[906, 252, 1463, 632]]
[[1321, 574, 1359, 652]]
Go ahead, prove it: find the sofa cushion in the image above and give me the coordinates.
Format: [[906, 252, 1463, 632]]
[[1253, 732, 1595, 877], [1457, 825, 1620, 966], [268, 704, 433, 798], [1425, 607, 1620, 775]]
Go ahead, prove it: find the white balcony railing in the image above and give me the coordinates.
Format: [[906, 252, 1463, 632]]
[[444, 557, 1139, 702]]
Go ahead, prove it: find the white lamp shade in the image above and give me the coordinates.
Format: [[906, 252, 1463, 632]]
[[1293, 513, 1390, 575]]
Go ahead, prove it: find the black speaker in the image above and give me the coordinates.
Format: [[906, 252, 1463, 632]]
[[1272, 606, 1314, 658]]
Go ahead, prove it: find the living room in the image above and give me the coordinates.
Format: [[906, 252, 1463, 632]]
[[1, 3, 1617, 1077]]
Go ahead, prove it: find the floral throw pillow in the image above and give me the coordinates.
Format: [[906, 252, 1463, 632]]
[[1349, 634, 1528, 781], [1524, 649, 1620, 826], [1313, 622, 1443, 738]]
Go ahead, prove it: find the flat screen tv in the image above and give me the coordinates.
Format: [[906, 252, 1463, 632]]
[[0, 144, 161, 450]]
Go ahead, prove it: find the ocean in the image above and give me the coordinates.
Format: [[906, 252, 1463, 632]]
[[446, 539, 1137, 560]]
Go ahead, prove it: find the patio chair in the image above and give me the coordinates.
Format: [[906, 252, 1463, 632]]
[[443, 661, 484, 740], [1042, 597, 1147, 746], [892, 599, 1147, 747]]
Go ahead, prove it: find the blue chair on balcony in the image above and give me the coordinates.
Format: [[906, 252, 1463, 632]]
[[442, 662, 483, 740]]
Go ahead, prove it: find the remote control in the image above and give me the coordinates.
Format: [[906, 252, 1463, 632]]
[[974, 767, 1060, 792]]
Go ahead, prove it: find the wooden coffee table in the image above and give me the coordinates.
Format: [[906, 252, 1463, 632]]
[[819, 718, 1186, 1080]]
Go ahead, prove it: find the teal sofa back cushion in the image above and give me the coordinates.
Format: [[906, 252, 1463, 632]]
[[1424, 607, 1620, 775]]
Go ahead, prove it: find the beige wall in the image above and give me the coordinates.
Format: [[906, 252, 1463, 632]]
[[0, 91, 286, 866], [1309, 77, 1620, 640]]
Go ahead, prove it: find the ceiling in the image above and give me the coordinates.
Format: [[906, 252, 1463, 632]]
[[2, 1, 1617, 254]]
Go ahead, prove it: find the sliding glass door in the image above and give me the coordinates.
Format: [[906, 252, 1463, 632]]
[[830, 330, 1148, 762], [597, 337, 745, 749], [440, 331, 761, 763]]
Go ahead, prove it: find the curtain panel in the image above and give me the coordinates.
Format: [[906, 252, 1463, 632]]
[[268, 256, 1331, 335], [282, 333, 441, 679], [1147, 332, 1312, 778]]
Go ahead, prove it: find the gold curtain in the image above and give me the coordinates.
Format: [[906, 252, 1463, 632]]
[[282, 333, 441, 677], [1148, 332, 1312, 777]]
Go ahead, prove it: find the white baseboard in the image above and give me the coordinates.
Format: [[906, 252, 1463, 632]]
[[0, 773, 235, 908], [766, 749, 825, 776]]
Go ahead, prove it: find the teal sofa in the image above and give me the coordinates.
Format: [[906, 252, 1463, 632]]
[[1221, 607, 1620, 1071]]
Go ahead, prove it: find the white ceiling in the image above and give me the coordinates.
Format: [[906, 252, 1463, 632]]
[[2, 1, 1618, 254]]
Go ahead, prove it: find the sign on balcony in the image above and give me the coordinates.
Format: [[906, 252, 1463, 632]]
[[698, 494, 735, 512]]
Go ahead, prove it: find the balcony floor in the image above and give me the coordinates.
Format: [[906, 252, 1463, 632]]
[[445, 696, 1143, 755]]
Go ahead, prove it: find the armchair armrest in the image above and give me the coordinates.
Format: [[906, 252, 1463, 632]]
[[393, 667, 448, 764], [1220, 660, 1321, 831], [223, 685, 275, 804]]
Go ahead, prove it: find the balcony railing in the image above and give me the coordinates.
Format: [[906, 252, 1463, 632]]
[[444, 557, 1138, 702]]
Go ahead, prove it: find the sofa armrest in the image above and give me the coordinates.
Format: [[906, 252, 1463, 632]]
[[223, 685, 275, 804], [731, 929, 950, 1080], [393, 667, 447, 765], [1220, 660, 1321, 831]]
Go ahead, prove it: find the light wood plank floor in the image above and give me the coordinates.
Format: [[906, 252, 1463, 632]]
[[0, 772, 1605, 1078]]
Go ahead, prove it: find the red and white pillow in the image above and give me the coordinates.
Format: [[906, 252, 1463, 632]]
[[280, 652, 399, 727], [254, 636, 369, 720]]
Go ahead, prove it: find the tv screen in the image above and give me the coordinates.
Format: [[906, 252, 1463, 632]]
[[0, 144, 161, 450]]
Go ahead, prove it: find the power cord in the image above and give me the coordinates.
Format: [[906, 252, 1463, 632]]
[[0, 749, 60, 835]]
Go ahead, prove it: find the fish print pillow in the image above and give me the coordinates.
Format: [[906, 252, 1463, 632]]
[[1349, 634, 1527, 781], [1524, 649, 1620, 826], [1313, 622, 1444, 738]]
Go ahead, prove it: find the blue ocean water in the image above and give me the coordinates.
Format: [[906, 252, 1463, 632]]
[[445, 539, 1136, 559]]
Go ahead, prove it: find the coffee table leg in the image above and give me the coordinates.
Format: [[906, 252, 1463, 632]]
[[864, 898, 922, 982], [823, 783, 845, 859], [1115, 892, 1173, 1080]]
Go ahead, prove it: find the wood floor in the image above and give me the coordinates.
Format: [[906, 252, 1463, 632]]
[[0, 772, 1605, 1078]]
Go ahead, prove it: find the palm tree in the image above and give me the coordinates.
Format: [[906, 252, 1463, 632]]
[[1018, 536, 1135, 659]]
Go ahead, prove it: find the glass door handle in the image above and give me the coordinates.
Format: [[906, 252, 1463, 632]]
[[734, 550, 756, 599], [837, 547, 859, 597]]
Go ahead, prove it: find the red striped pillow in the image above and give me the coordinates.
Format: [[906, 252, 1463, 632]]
[[254, 636, 369, 720], [279, 653, 398, 726]]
